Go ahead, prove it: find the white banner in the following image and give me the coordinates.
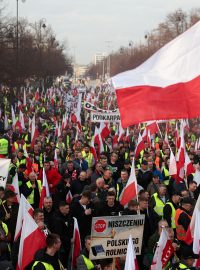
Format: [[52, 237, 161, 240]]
[[0, 158, 11, 188], [89, 215, 145, 260], [84, 101, 118, 113], [91, 111, 120, 123]]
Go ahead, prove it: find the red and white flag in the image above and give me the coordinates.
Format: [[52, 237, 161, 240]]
[[4, 114, 8, 130], [112, 22, 200, 127], [176, 122, 185, 183], [23, 88, 26, 106], [39, 169, 50, 209], [14, 194, 33, 241], [11, 106, 16, 128], [35, 88, 40, 101], [19, 110, 25, 130], [0, 158, 11, 188], [146, 121, 159, 136], [163, 132, 169, 147], [120, 158, 138, 206], [72, 217, 82, 268], [135, 133, 145, 158], [9, 174, 20, 203], [169, 149, 177, 177], [185, 195, 200, 244], [185, 151, 195, 177], [118, 122, 125, 142], [124, 235, 138, 270], [66, 190, 73, 204], [74, 94, 82, 131], [100, 122, 110, 141], [31, 115, 39, 148], [151, 228, 174, 270], [54, 149, 58, 170], [16, 209, 46, 270]]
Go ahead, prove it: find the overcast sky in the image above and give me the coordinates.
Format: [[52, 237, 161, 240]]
[[5, 0, 200, 65]]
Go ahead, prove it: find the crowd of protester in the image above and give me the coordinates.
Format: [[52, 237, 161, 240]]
[[0, 82, 200, 269]]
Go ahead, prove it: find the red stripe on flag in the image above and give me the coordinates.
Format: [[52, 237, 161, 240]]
[[116, 75, 200, 127], [120, 182, 137, 206]]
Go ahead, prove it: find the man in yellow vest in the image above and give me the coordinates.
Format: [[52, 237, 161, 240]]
[[32, 233, 65, 270], [163, 191, 180, 231], [150, 184, 168, 222], [21, 172, 42, 208], [77, 235, 101, 270], [0, 135, 9, 158], [82, 144, 95, 168], [170, 245, 199, 269]]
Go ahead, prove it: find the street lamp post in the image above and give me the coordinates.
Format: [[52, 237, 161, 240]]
[[16, 0, 26, 86], [105, 40, 112, 78]]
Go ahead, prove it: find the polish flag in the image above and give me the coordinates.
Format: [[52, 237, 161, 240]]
[[175, 122, 180, 150], [31, 115, 39, 148], [93, 126, 103, 158], [61, 114, 66, 130], [176, 122, 185, 183], [35, 88, 40, 101], [169, 149, 177, 177], [118, 122, 125, 142], [54, 149, 58, 170], [120, 158, 138, 206], [163, 132, 169, 147], [195, 140, 198, 151], [4, 114, 8, 130], [58, 123, 61, 138], [28, 117, 32, 133], [19, 110, 25, 130], [100, 122, 110, 141], [23, 88, 26, 106], [151, 228, 174, 270], [72, 217, 82, 268], [146, 121, 159, 136], [90, 134, 98, 162], [16, 210, 46, 270], [185, 151, 195, 177], [8, 174, 20, 203], [11, 106, 16, 128], [124, 235, 138, 270], [39, 169, 50, 209], [0, 158, 11, 188], [66, 190, 73, 204], [14, 194, 33, 241], [74, 94, 82, 131], [55, 121, 58, 137], [135, 133, 145, 158], [185, 194, 200, 244], [112, 21, 200, 127]]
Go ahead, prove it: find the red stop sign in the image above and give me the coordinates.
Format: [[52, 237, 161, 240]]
[[94, 219, 106, 233]]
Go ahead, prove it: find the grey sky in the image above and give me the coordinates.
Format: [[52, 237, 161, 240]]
[[6, 0, 200, 65]]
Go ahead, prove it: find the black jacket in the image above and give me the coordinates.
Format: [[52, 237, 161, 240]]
[[98, 201, 124, 217], [51, 210, 74, 251], [137, 169, 153, 190]]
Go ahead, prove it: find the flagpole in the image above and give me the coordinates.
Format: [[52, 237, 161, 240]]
[[112, 258, 116, 270]]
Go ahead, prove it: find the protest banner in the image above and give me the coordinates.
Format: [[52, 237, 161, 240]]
[[89, 215, 145, 260], [0, 158, 11, 188], [84, 101, 118, 113], [91, 111, 120, 123]]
